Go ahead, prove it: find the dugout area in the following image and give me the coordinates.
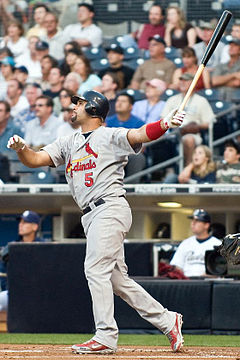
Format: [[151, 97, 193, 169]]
[[6, 242, 240, 334]]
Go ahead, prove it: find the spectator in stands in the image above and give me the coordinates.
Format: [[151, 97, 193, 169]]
[[73, 55, 102, 95], [57, 88, 74, 123], [170, 209, 221, 277], [211, 38, 240, 102], [170, 47, 211, 90], [131, 78, 167, 124], [98, 72, 120, 116], [26, 3, 49, 39], [161, 73, 215, 165], [130, 35, 176, 90], [0, 0, 15, 35], [40, 55, 58, 91], [216, 139, 240, 183], [221, 21, 240, 64], [0, 47, 14, 61], [0, 210, 44, 312], [24, 95, 63, 150], [63, 3, 102, 50], [121, 4, 165, 50], [0, 100, 23, 159], [16, 36, 42, 82], [98, 44, 134, 90], [164, 6, 196, 49], [4, 20, 28, 62], [13, 66, 29, 86], [178, 145, 216, 184], [13, 83, 42, 133], [0, 57, 15, 100], [63, 49, 82, 76], [59, 42, 83, 76], [193, 21, 225, 72], [43, 67, 64, 99], [42, 11, 67, 61], [106, 93, 146, 183], [57, 104, 81, 137], [35, 40, 49, 62], [63, 72, 82, 94], [7, 79, 29, 118]]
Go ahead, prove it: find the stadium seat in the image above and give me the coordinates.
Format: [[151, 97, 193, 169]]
[[90, 58, 109, 72], [119, 88, 146, 102], [83, 46, 107, 61], [124, 57, 144, 70], [210, 100, 236, 140], [123, 46, 141, 60], [161, 89, 180, 101], [18, 167, 56, 184], [165, 46, 181, 60], [173, 57, 183, 68], [196, 88, 220, 102]]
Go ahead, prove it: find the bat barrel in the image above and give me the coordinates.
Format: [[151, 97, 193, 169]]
[[201, 10, 232, 66]]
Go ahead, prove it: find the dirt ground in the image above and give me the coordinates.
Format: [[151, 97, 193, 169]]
[[0, 344, 239, 360]]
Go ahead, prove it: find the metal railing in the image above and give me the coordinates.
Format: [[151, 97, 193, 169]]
[[124, 103, 240, 184]]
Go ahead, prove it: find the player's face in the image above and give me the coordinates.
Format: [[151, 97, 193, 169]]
[[191, 219, 209, 236], [71, 99, 88, 123], [224, 146, 240, 164], [149, 6, 163, 25], [18, 219, 38, 239]]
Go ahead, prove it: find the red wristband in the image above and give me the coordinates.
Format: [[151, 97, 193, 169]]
[[146, 119, 167, 141]]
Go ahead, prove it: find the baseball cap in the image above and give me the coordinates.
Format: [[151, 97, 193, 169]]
[[19, 210, 40, 224], [199, 21, 215, 30], [14, 65, 28, 74], [146, 78, 167, 92], [148, 34, 166, 46], [0, 56, 15, 67], [35, 40, 49, 51], [105, 43, 124, 54], [179, 73, 194, 81], [224, 139, 240, 154], [229, 38, 240, 46], [188, 209, 211, 223]]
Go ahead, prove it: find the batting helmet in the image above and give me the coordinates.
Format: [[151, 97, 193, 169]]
[[71, 90, 109, 121], [188, 209, 211, 223]]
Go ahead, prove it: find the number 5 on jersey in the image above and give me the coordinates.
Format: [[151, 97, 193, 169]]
[[85, 172, 94, 187]]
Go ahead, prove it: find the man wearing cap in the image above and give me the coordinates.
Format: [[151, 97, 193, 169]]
[[130, 35, 176, 90], [98, 44, 134, 89], [63, 3, 102, 50], [211, 38, 240, 102], [0, 210, 44, 312], [216, 139, 240, 183], [14, 66, 29, 86], [170, 209, 221, 277], [221, 21, 240, 64], [132, 78, 167, 124], [193, 21, 225, 71], [162, 72, 215, 165]]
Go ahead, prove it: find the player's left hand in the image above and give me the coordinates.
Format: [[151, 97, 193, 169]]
[[163, 109, 186, 129]]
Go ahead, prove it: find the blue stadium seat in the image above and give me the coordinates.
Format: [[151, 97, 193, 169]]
[[123, 46, 141, 60], [123, 58, 144, 70], [165, 46, 181, 60], [119, 88, 146, 102], [161, 89, 180, 101], [83, 46, 107, 61], [18, 167, 56, 184], [210, 100, 233, 114], [90, 58, 109, 72], [173, 57, 183, 68], [210, 100, 236, 140], [196, 88, 220, 102]]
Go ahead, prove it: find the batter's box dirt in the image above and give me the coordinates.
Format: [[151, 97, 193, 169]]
[[0, 345, 239, 360]]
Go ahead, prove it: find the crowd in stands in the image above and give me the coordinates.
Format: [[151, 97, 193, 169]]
[[0, 1, 240, 185]]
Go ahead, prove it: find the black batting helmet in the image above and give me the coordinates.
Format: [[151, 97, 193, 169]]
[[71, 90, 109, 121], [188, 209, 211, 223]]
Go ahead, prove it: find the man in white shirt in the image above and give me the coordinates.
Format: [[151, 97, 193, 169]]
[[170, 209, 221, 277], [7, 79, 29, 118], [24, 95, 63, 150], [62, 3, 102, 50]]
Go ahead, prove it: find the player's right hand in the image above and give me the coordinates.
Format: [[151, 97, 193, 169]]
[[7, 135, 26, 152]]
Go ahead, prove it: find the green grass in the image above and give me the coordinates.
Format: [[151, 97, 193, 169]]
[[0, 334, 239, 347]]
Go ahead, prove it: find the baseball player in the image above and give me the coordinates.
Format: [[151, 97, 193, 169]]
[[170, 209, 222, 277], [7, 90, 185, 355]]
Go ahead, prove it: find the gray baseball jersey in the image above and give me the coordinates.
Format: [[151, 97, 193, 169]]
[[43, 126, 141, 209]]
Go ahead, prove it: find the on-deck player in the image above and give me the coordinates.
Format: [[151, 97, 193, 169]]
[[7, 90, 185, 355]]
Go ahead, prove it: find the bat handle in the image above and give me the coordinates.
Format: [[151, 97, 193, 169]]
[[178, 64, 205, 112]]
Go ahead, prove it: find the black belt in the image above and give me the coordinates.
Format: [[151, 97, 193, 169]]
[[82, 195, 125, 215]]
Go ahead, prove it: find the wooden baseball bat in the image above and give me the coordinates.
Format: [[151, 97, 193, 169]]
[[178, 10, 232, 112]]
